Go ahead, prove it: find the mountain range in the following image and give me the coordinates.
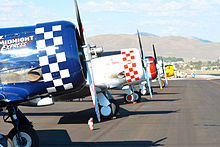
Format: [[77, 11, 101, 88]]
[[87, 33, 220, 61]]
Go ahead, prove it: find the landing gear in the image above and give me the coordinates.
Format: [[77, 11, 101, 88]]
[[139, 85, 153, 96], [124, 91, 141, 103], [0, 134, 14, 147], [3, 106, 39, 147], [8, 125, 39, 147], [98, 91, 119, 120], [123, 85, 141, 103], [109, 99, 119, 116], [99, 104, 112, 119], [161, 79, 166, 88]]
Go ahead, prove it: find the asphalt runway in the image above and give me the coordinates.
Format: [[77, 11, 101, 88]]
[[1, 79, 220, 147]]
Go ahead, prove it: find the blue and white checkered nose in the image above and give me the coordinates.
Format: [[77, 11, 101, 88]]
[[35, 23, 74, 93]]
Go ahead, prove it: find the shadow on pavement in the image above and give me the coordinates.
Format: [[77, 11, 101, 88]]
[[57, 107, 178, 124], [116, 97, 180, 105], [146, 98, 181, 102], [38, 129, 167, 147], [0, 106, 179, 124], [152, 92, 180, 95]]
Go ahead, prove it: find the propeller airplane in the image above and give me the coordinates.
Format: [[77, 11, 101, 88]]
[[151, 44, 169, 89], [0, 0, 107, 146], [165, 65, 175, 78], [0, 0, 150, 146], [115, 30, 155, 103]]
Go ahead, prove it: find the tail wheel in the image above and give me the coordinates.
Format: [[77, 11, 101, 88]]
[[0, 134, 14, 147], [109, 99, 119, 116], [8, 125, 39, 147]]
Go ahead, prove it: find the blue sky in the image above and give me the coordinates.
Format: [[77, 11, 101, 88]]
[[0, 0, 220, 42]]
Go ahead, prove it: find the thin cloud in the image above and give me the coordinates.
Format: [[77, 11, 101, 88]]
[[140, 20, 196, 27], [81, 0, 220, 17], [0, 0, 60, 28]]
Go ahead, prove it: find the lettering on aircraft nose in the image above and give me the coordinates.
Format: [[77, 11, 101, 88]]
[[0, 35, 34, 51]]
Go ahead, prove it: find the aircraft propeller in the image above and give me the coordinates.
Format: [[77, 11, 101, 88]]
[[152, 44, 163, 89], [74, 0, 100, 122], [152, 44, 157, 65], [162, 58, 168, 85], [137, 30, 152, 98]]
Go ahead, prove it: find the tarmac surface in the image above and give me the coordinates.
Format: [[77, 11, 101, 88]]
[[1, 79, 220, 147]]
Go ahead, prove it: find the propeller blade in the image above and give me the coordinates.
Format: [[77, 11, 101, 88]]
[[86, 57, 101, 122], [158, 69, 163, 89], [137, 30, 152, 98], [137, 30, 144, 61], [152, 44, 163, 89], [162, 58, 168, 85], [145, 61, 152, 98], [74, 0, 100, 122], [152, 44, 157, 65], [74, 0, 85, 45]]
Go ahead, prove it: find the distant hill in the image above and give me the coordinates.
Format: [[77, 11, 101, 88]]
[[87, 34, 220, 61], [135, 32, 158, 37], [192, 37, 212, 43]]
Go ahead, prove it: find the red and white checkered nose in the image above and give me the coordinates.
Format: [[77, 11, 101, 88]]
[[121, 49, 141, 83]]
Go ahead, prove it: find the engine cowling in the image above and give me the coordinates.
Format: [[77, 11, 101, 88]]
[[0, 21, 86, 102], [145, 56, 157, 80]]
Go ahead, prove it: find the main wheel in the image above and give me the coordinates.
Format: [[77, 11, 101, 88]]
[[134, 91, 141, 102], [8, 125, 39, 147], [0, 134, 14, 147], [124, 94, 134, 103], [109, 99, 119, 116], [151, 87, 153, 94], [99, 104, 113, 120], [161, 80, 166, 88], [124, 92, 140, 103], [140, 87, 153, 95]]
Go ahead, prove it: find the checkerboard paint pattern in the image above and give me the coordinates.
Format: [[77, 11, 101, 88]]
[[121, 49, 140, 83], [35, 24, 73, 93]]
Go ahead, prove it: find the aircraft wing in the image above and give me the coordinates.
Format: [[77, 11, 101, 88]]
[[53, 83, 107, 101], [0, 83, 48, 103], [0, 85, 30, 102]]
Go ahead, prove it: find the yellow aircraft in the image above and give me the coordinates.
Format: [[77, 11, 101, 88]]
[[165, 65, 175, 77]]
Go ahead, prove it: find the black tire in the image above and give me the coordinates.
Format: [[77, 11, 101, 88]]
[[8, 125, 39, 147], [161, 80, 166, 88], [124, 92, 140, 103], [109, 99, 119, 116], [99, 105, 113, 120], [134, 91, 141, 102], [139, 89, 146, 96], [123, 94, 128, 103], [139, 86, 153, 96], [151, 87, 153, 94], [0, 134, 14, 147], [163, 83, 166, 88], [124, 94, 135, 103], [148, 87, 154, 94]]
